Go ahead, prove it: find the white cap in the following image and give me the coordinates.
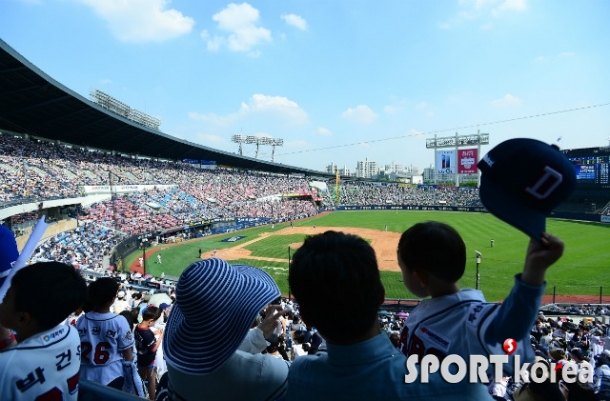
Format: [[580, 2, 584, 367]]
[[117, 291, 125, 299]]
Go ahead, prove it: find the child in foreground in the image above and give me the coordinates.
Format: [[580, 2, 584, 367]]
[[0, 261, 87, 400], [397, 221, 564, 384]]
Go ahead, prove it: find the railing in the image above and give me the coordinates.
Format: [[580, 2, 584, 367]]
[[78, 380, 142, 401]]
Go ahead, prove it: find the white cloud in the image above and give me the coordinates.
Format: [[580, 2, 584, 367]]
[[480, 22, 493, 30], [99, 78, 112, 85], [416, 102, 428, 110], [384, 98, 406, 114], [316, 127, 332, 136], [341, 105, 378, 123], [442, 0, 527, 29], [281, 13, 307, 30], [240, 94, 308, 124], [189, 94, 308, 126], [204, 3, 271, 52], [77, 0, 194, 43], [534, 55, 547, 62], [558, 51, 575, 58], [490, 93, 521, 107]]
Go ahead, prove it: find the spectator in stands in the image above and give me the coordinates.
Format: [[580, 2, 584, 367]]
[[512, 356, 567, 401], [290, 330, 309, 360], [264, 334, 286, 360], [0, 224, 19, 291], [0, 223, 19, 352], [162, 259, 290, 401], [396, 222, 564, 385], [593, 353, 610, 399], [287, 230, 492, 400], [111, 290, 130, 314], [76, 277, 134, 390], [135, 305, 163, 400], [0, 261, 87, 401], [539, 326, 553, 346]]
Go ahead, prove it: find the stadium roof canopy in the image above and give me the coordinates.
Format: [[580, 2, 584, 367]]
[[0, 39, 332, 178]]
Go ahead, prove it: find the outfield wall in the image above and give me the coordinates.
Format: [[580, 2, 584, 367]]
[[329, 205, 607, 224]]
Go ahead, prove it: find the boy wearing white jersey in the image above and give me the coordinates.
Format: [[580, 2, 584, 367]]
[[397, 221, 564, 384], [0, 261, 87, 401], [76, 277, 134, 389]]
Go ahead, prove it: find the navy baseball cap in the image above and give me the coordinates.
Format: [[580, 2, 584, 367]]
[[477, 138, 576, 241]]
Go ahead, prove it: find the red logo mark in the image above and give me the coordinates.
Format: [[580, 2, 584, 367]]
[[503, 338, 517, 355]]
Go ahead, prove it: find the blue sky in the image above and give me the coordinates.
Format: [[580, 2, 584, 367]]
[[1, 0, 609, 173]]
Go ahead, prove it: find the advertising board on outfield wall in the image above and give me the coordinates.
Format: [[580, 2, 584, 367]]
[[83, 184, 177, 195]]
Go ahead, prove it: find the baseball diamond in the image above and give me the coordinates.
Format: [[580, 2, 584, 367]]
[[127, 210, 610, 303]]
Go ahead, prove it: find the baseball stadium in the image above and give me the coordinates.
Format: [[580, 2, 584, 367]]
[[1, 37, 610, 400]]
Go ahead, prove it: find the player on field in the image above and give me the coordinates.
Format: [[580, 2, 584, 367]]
[[76, 277, 134, 390], [396, 221, 564, 385], [0, 261, 87, 401]]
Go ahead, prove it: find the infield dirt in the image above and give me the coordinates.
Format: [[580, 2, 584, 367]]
[[200, 226, 402, 272]]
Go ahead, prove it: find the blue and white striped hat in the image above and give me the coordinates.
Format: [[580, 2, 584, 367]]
[[163, 258, 280, 374]]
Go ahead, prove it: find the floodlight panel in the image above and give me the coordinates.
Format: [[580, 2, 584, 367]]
[[244, 135, 258, 144]]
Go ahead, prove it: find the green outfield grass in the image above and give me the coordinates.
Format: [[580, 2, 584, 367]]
[[125, 211, 610, 302]]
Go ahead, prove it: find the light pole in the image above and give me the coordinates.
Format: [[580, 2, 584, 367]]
[[287, 246, 292, 300], [475, 251, 482, 290], [142, 238, 148, 276]]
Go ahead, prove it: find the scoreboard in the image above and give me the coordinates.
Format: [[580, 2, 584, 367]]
[[562, 147, 610, 188]]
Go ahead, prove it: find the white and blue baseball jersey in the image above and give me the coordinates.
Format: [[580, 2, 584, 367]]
[[76, 311, 134, 386], [399, 274, 541, 378], [0, 324, 81, 401]]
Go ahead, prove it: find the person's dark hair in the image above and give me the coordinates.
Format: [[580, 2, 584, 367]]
[[292, 330, 306, 345], [397, 221, 466, 283], [132, 292, 142, 300], [520, 358, 565, 401], [129, 307, 140, 327], [88, 277, 119, 308], [564, 380, 597, 401], [266, 334, 281, 353], [289, 230, 384, 342], [11, 261, 87, 330], [142, 305, 161, 322], [119, 310, 135, 329]]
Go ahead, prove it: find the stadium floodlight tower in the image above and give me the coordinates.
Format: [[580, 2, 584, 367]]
[[270, 138, 284, 162], [255, 136, 273, 159], [231, 134, 256, 156]]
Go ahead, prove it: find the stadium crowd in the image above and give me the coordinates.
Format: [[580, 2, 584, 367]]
[[3, 133, 610, 400], [1, 132, 493, 274], [321, 181, 483, 208]]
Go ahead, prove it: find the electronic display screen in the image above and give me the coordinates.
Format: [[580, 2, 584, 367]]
[[567, 155, 609, 186]]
